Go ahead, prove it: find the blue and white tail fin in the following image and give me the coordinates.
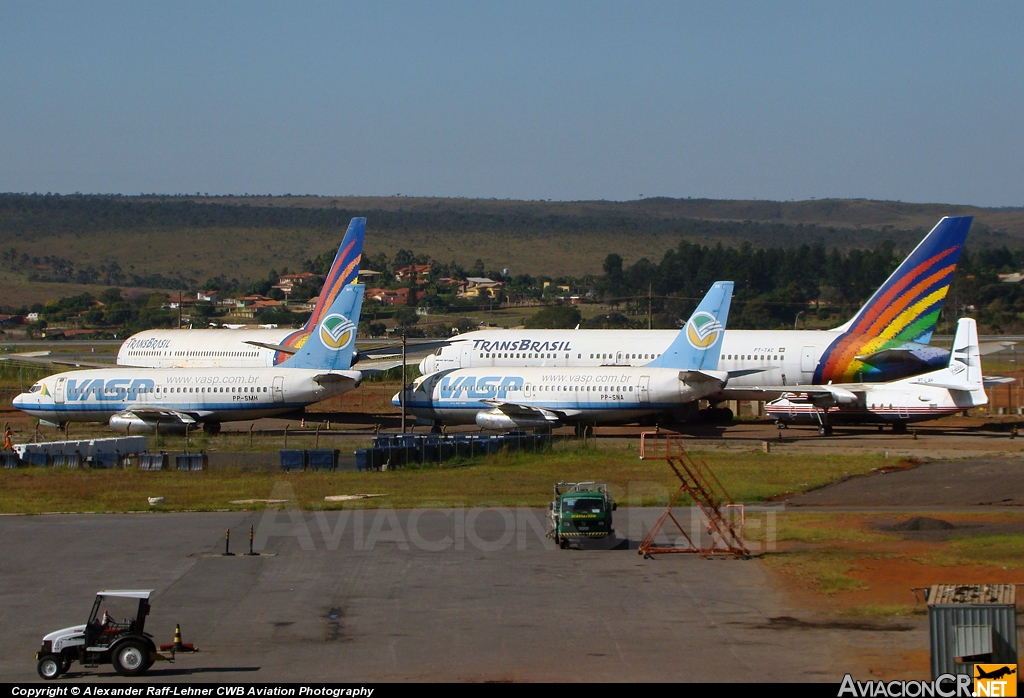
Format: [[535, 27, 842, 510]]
[[645, 281, 733, 370], [301, 217, 366, 333], [282, 283, 364, 370]]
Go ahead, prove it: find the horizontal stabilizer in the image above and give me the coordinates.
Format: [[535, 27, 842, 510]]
[[678, 369, 729, 385], [245, 340, 297, 355], [312, 371, 362, 387], [980, 341, 1017, 356], [983, 375, 1015, 386]]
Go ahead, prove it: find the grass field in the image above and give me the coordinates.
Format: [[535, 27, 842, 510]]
[[0, 445, 890, 514]]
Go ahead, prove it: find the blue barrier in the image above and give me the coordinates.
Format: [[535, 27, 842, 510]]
[[51, 453, 81, 469], [92, 452, 121, 469], [307, 449, 338, 471], [1, 452, 21, 468], [279, 450, 305, 471], [138, 453, 169, 471], [175, 453, 207, 471], [358, 431, 555, 470], [24, 452, 49, 467]]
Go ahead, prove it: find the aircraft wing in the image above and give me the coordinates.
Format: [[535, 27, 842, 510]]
[[767, 385, 864, 407], [118, 407, 198, 424], [351, 360, 404, 375], [479, 399, 576, 421]]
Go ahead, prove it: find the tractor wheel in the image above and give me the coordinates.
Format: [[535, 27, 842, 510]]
[[202, 422, 222, 435], [59, 655, 72, 674], [37, 654, 61, 680], [112, 640, 149, 677]]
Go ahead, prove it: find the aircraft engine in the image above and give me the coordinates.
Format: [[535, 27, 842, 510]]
[[108, 412, 190, 435], [419, 354, 437, 374], [475, 408, 553, 430]]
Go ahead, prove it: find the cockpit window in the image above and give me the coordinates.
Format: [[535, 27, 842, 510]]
[[29, 383, 42, 393]]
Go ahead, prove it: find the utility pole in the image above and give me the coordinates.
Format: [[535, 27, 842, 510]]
[[177, 291, 182, 329], [400, 329, 407, 434], [648, 284, 652, 330]]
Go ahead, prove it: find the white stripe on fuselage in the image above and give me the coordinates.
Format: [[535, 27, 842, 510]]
[[117, 329, 297, 368], [421, 329, 838, 387], [401, 365, 718, 425], [14, 367, 347, 423]]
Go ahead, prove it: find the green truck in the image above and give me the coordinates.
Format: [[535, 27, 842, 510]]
[[549, 482, 616, 548]]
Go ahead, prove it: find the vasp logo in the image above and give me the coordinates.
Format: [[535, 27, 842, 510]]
[[319, 314, 355, 350], [975, 664, 1017, 697], [686, 312, 724, 350]]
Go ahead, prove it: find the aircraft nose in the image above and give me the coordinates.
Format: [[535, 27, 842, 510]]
[[12, 393, 24, 409], [391, 392, 402, 407]]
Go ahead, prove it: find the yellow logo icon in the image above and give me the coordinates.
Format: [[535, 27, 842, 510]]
[[319, 314, 355, 350], [685, 312, 724, 350], [975, 664, 1017, 697]]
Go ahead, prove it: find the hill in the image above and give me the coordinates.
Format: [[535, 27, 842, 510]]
[[0, 193, 1021, 307]]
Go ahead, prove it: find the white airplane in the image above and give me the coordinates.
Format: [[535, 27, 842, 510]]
[[766, 317, 991, 435], [13, 284, 368, 435], [417, 217, 975, 401], [394, 282, 734, 433], [115, 217, 366, 369]]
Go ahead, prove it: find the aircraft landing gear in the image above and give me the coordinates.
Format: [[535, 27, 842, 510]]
[[776, 421, 788, 430], [817, 425, 833, 436], [892, 421, 908, 434]]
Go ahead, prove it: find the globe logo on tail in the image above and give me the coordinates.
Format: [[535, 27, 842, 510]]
[[320, 314, 356, 350], [686, 312, 724, 349]]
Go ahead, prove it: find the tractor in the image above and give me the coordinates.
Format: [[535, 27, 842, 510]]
[[36, 589, 170, 679]]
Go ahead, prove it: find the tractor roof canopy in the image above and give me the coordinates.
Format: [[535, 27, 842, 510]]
[[96, 590, 154, 600]]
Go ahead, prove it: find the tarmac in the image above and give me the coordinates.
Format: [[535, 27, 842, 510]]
[[2, 507, 863, 683]]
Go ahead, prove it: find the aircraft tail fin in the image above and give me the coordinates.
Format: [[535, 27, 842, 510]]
[[281, 283, 364, 370], [831, 216, 972, 341], [815, 216, 972, 383], [945, 317, 983, 389], [908, 317, 985, 395], [302, 217, 366, 332], [644, 281, 733, 370]]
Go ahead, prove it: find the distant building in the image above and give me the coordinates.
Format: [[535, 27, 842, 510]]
[[273, 272, 323, 296], [196, 290, 218, 302], [366, 287, 424, 305], [394, 264, 433, 282], [459, 277, 504, 299]]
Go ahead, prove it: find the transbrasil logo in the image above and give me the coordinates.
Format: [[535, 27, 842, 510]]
[[686, 311, 723, 350], [320, 314, 356, 350]]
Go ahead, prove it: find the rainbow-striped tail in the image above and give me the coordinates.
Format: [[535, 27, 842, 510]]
[[815, 216, 972, 383]]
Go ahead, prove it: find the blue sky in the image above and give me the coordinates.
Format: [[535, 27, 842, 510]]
[[1, 1, 1021, 205]]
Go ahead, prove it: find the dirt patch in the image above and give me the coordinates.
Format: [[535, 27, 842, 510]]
[[786, 457, 1024, 507], [885, 516, 955, 531], [742, 615, 913, 632]]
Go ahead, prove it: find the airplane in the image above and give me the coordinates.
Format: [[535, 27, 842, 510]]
[[975, 666, 1016, 681], [115, 217, 366, 369], [416, 217, 976, 402], [765, 317, 991, 434], [13, 283, 369, 435], [393, 281, 734, 433]]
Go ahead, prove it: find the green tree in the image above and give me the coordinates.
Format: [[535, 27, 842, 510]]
[[524, 305, 581, 329]]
